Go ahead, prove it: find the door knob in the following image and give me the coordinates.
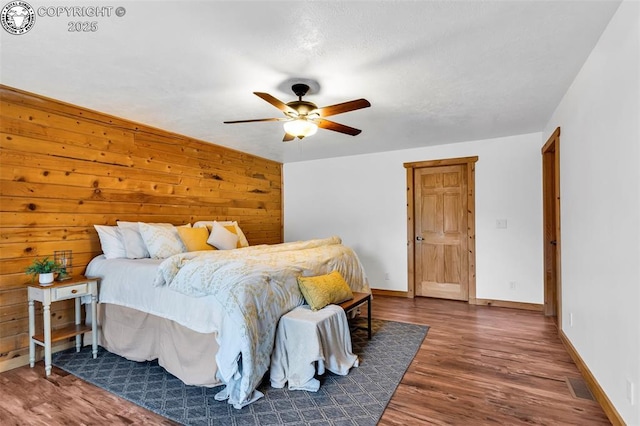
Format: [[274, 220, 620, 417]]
[[416, 236, 424, 241]]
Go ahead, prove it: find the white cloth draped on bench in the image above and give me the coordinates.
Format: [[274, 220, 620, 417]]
[[270, 305, 359, 392]]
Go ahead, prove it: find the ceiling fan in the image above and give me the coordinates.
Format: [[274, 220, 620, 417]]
[[224, 83, 371, 141]]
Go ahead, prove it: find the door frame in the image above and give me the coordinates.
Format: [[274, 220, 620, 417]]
[[404, 156, 478, 301], [542, 127, 562, 323]]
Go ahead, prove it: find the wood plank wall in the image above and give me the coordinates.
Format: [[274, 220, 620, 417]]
[[0, 85, 283, 371]]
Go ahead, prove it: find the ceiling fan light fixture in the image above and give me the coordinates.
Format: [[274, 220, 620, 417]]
[[283, 119, 318, 139], [224, 84, 369, 141]]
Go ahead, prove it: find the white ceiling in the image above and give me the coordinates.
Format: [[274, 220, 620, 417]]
[[1, 1, 621, 163]]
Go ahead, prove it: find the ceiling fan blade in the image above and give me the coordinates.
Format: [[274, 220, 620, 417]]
[[315, 118, 362, 136], [314, 99, 371, 117], [223, 118, 287, 124], [254, 92, 298, 115], [283, 133, 296, 142]]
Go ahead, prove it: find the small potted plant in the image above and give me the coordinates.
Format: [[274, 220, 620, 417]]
[[25, 257, 63, 285]]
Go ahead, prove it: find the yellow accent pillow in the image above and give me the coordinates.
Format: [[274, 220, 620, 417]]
[[177, 227, 215, 252], [297, 271, 354, 311]]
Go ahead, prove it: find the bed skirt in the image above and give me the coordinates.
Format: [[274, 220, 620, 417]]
[[97, 303, 221, 387]]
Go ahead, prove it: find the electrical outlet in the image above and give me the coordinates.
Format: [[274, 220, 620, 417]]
[[496, 219, 508, 229], [384, 273, 390, 281], [509, 281, 516, 290]]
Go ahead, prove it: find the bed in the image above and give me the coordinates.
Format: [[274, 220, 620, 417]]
[[85, 235, 370, 409]]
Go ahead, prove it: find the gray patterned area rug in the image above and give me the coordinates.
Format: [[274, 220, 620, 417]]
[[52, 319, 428, 426]]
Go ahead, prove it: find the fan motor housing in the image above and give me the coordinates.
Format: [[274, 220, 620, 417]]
[[286, 100, 318, 116]]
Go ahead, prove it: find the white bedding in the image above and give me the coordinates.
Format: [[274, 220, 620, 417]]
[[85, 256, 224, 334]]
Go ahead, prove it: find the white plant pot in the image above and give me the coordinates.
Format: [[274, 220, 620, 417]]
[[39, 272, 54, 285]]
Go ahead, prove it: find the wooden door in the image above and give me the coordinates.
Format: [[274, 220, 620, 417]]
[[542, 128, 561, 321], [414, 164, 469, 300]]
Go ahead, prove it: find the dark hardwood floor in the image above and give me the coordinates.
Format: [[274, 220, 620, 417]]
[[375, 296, 609, 425], [0, 296, 610, 425]]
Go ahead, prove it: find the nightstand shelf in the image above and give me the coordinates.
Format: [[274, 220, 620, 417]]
[[32, 324, 92, 345], [28, 276, 99, 376]]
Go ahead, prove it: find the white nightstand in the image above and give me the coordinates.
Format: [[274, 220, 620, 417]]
[[28, 276, 99, 376]]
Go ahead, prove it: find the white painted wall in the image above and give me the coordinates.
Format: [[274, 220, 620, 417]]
[[543, 1, 639, 423], [284, 132, 543, 303], [285, 3, 639, 422]]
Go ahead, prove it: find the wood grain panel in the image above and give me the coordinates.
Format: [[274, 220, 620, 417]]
[[0, 85, 283, 369]]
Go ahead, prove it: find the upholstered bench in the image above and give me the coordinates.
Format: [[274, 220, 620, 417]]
[[270, 304, 359, 392]]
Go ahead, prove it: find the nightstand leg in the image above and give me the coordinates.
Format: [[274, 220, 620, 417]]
[[43, 302, 52, 376], [91, 293, 98, 359], [28, 299, 35, 368], [74, 297, 82, 352]]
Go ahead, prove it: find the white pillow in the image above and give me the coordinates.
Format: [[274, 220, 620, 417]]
[[194, 220, 249, 247], [207, 221, 239, 250], [116, 221, 149, 259], [138, 223, 187, 259], [94, 225, 126, 259], [117, 222, 191, 258]]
